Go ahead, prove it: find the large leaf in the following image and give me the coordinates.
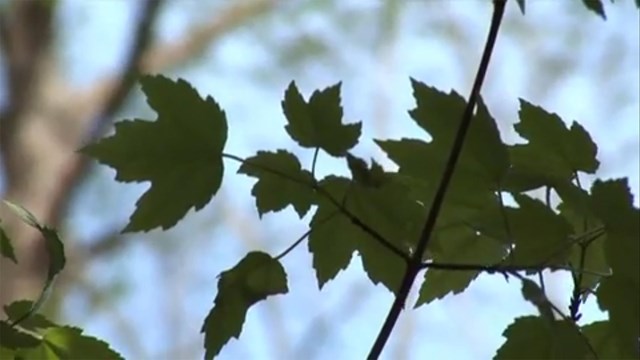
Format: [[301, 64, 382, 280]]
[[82, 75, 227, 232], [201, 252, 287, 359], [281, 81, 361, 156], [238, 150, 315, 218], [591, 179, 640, 358], [495, 316, 591, 359]]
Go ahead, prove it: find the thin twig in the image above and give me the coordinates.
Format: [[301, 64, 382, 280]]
[[420, 260, 610, 278], [367, 2, 507, 358], [275, 211, 339, 261]]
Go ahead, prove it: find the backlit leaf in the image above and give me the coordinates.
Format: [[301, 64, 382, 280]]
[[82, 75, 227, 232]]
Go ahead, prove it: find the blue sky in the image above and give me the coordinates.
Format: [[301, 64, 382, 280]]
[[2, 1, 638, 359]]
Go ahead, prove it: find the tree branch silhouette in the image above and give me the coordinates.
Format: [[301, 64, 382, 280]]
[[368, 1, 507, 358]]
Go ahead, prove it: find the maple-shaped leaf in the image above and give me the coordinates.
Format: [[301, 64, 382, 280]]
[[82, 75, 227, 232], [582, 320, 630, 359], [407, 79, 510, 188], [201, 252, 287, 359], [495, 316, 591, 359], [507, 194, 572, 267], [345, 153, 387, 188], [416, 227, 505, 306], [281, 81, 361, 157], [590, 179, 639, 357], [12, 326, 123, 360], [238, 150, 315, 218], [504, 100, 599, 192], [309, 175, 422, 292]]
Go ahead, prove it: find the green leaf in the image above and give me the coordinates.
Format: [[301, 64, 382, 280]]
[[81, 75, 228, 232], [4, 301, 57, 331], [407, 79, 509, 188], [2, 201, 66, 327], [0, 221, 17, 263], [348, 180, 423, 292], [238, 150, 315, 218], [416, 227, 505, 306], [505, 100, 599, 192], [17, 326, 124, 360], [515, 0, 525, 14], [0, 321, 40, 350], [494, 316, 591, 359], [508, 194, 572, 267], [308, 177, 358, 287], [281, 81, 361, 156], [201, 252, 287, 359], [591, 178, 640, 357], [520, 279, 554, 320], [582, 320, 629, 359], [309, 175, 422, 292], [556, 194, 608, 293], [582, 0, 606, 19], [345, 153, 387, 188]]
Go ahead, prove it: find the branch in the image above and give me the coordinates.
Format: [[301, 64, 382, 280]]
[[420, 261, 611, 278], [368, 1, 507, 358]]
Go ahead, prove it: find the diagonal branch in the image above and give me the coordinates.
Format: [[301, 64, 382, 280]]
[[368, 1, 508, 358]]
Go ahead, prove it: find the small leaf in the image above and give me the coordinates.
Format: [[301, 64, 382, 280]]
[[201, 252, 287, 359], [4, 301, 57, 331], [2, 202, 66, 326], [495, 316, 590, 359], [520, 279, 554, 320], [582, 0, 606, 19], [82, 75, 228, 232], [308, 177, 358, 287], [17, 326, 124, 360], [238, 150, 315, 218], [281, 81, 361, 156], [346, 153, 387, 188], [0, 221, 17, 263]]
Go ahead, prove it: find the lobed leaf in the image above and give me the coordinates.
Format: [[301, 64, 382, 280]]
[[82, 75, 228, 232], [281, 81, 361, 157], [238, 150, 315, 218]]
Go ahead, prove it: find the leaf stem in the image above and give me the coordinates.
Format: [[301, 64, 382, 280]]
[[311, 147, 320, 179], [275, 211, 339, 261], [368, 2, 507, 357]]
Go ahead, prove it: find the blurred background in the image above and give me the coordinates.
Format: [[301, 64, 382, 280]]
[[0, 0, 638, 359]]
